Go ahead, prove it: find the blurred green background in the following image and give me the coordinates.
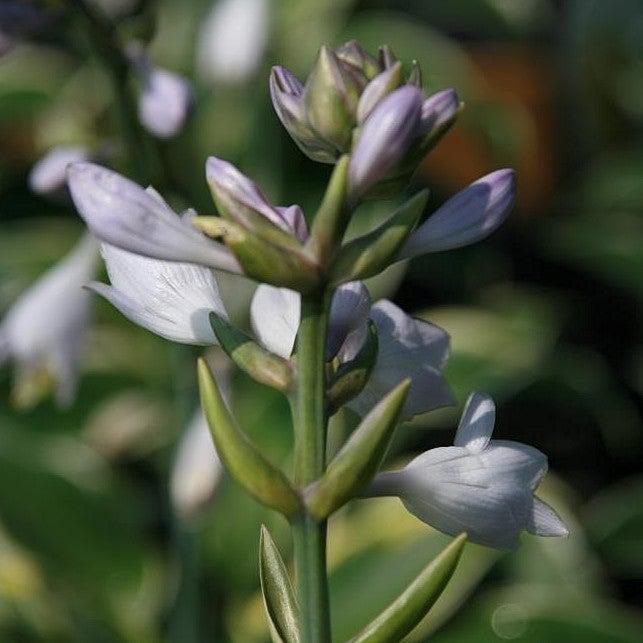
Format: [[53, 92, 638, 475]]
[[1, 0, 642, 641]]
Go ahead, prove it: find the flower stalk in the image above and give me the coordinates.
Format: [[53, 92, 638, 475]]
[[291, 291, 332, 642]]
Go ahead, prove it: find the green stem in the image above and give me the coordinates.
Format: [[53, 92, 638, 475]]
[[292, 291, 331, 643]]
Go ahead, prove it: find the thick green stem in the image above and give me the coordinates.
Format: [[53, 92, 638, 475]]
[[292, 291, 331, 643]]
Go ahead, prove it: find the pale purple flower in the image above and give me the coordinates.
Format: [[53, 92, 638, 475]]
[[399, 169, 516, 258], [206, 156, 306, 239], [29, 145, 90, 196], [138, 67, 193, 139], [348, 86, 423, 200], [67, 163, 241, 273], [368, 392, 569, 549]]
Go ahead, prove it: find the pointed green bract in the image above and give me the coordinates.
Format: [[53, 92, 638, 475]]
[[209, 312, 292, 392], [194, 216, 320, 292], [306, 378, 410, 519], [349, 534, 467, 643], [330, 190, 428, 284], [259, 525, 301, 643], [327, 320, 378, 414], [197, 359, 300, 516], [306, 156, 350, 265], [304, 46, 359, 151]]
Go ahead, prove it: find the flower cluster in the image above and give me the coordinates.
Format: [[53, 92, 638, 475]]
[[60, 40, 567, 553]]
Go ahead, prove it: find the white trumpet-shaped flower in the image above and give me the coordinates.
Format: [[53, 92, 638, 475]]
[[0, 234, 100, 407], [196, 0, 270, 84], [347, 300, 452, 420], [87, 243, 228, 345], [368, 392, 569, 549], [170, 406, 224, 520], [67, 163, 241, 273]]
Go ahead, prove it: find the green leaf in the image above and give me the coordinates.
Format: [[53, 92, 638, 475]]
[[259, 525, 300, 643], [197, 359, 300, 516], [349, 533, 467, 643], [209, 312, 293, 392], [329, 190, 428, 285], [306, 156, 350, 265], [327, 320, 378, 414], [306, 379, 410, 519]]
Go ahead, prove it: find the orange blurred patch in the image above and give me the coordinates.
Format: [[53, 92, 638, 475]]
[[420, 44, 560, 213]]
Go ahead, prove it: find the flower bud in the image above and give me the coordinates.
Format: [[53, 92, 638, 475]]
[[29, 145, 90, 197], [334, 40, 380, 79], [348, 86, 423, 202], [206, 156, 306, 248], [270, 66, 337, 163], [304, 45, 362, 152], [127, 43, 193, 139]]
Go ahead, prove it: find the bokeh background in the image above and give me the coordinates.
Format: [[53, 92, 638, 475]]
[[1, 0, 642, 641]]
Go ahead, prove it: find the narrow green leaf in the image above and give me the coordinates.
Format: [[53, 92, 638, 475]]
[[209, 312, 292, 392], [327, 320, 378, 414], [306, 378, 410, 519], [193, 216, 320, 293], [330, 190, 428, 285], [197, 359, 300, 516], [306, 156, 350, 265], [350, 533, 467, 643], [259, 525, 300, 643]]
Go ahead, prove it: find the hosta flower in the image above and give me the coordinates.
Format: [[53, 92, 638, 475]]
[[249, 284, 451, 419], [29, 145, 91, 197], [0, 234, 99, 407], [270, 41, 460, 197], [67, 163, 241, 273], [127, 43, 193, 139], [368, 392, 569, 549], [87, 244, 228, 344], [171, 406, 224, 520], [347, 300, 452, 420], [399, 169, 516, 258], [197, 0, 270, 84]]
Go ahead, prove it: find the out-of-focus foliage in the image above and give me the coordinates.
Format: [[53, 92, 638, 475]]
[[1, 0, 642, 641]]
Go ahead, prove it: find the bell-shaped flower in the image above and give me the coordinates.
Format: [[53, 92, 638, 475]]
[[67, 162, 241, 273], [0, 234, 99, 408], [127, 42, 193, 139], [138, 67, 193, 139], [399, 169, 516, 258], [171, 406, 224, 520], [87, 243, 228, 345], [249, 281, 371, 360], [29, 145, 90, 197], [347, 300, 453, 420], [197, 0, 270, 84], [368, 392, 569, 549]]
